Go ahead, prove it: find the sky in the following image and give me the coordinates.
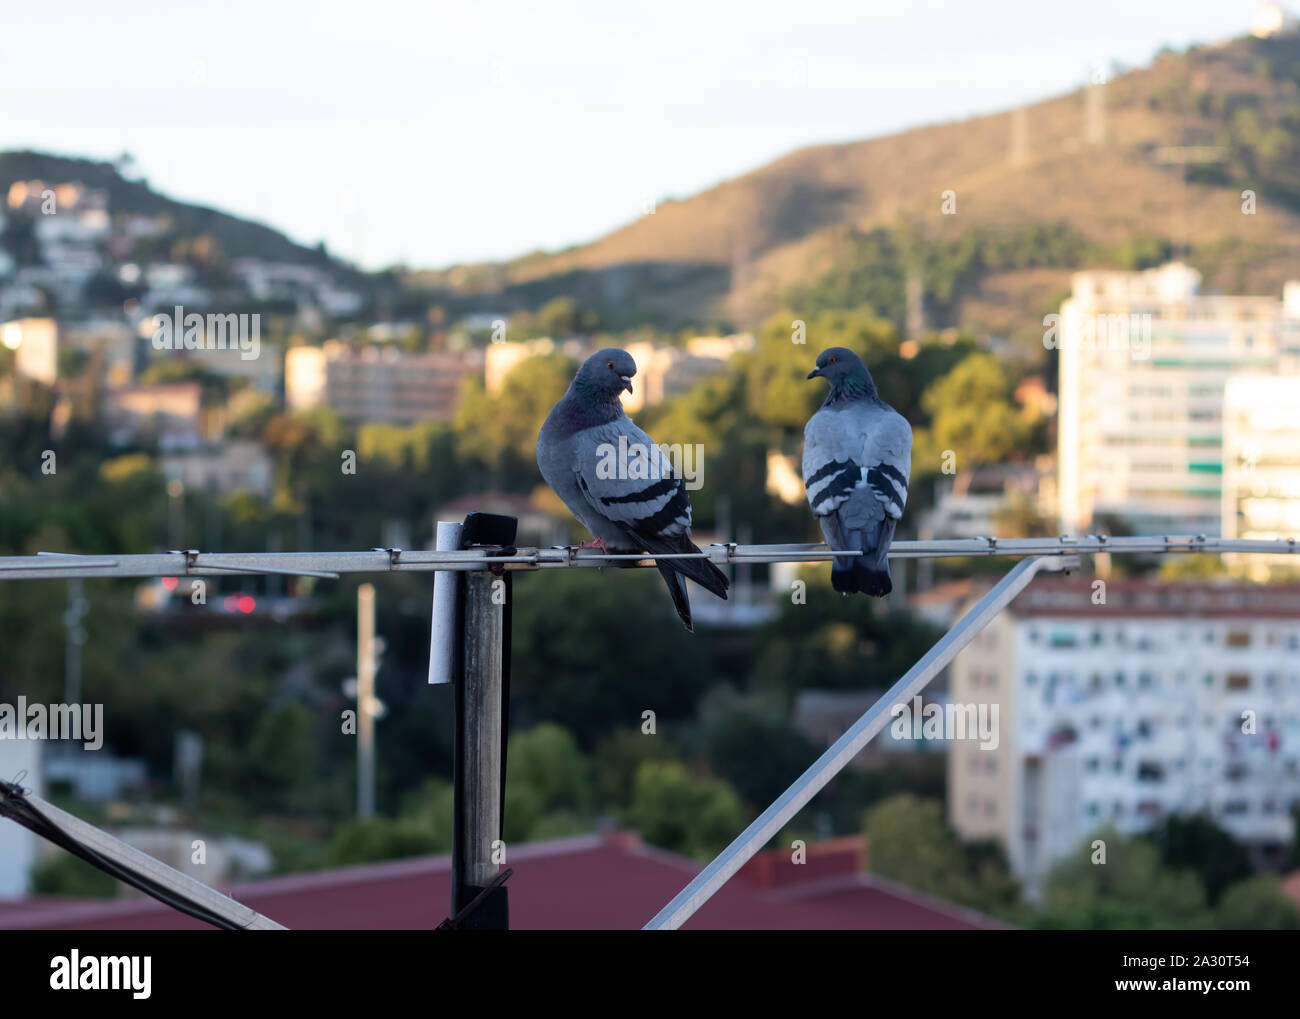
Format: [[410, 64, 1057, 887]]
[[0, 1, 1270, 270]]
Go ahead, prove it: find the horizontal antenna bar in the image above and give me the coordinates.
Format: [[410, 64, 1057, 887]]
[[0, 535, 1292, 580]]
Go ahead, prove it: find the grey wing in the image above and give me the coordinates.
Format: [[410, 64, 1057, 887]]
[[862, 408, 911, 521], [803, 405, 912, 522], [571, 418, 693, 543]]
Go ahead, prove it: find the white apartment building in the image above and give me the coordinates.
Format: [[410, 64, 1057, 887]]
[[1057, 263, 1300, 536], [948, 579, 1300, 898]]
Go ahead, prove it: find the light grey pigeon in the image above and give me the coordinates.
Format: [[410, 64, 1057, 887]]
[[802, 346, 911, 596], [537, 348, 729, 631]]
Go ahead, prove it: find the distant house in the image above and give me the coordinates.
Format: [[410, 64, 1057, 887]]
[[621, 333, 754, 412], [160, 440, 274, 499], [484, 337, 586, 394], [1, 317, 58, 385], [101, 382, 202, 449]]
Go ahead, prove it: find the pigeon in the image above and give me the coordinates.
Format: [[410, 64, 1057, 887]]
[[537, 348, 729, 631], [802, 346, 911, 596]]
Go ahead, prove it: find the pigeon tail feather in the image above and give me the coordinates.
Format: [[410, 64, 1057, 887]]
[[831, 558, 892, 596], [641, 533, 729, 600], [657, 563, 694, 632]]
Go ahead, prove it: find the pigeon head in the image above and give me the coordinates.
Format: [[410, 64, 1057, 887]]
[[575, 348, 637, 401], [807, 347, 876, 401]]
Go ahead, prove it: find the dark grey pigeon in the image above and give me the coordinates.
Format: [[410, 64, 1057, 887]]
[[537, 348, 729, 631], [802, 347, 912, 596]]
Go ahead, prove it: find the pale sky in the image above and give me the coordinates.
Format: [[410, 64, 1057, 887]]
[[0, 1, 1268, 270]]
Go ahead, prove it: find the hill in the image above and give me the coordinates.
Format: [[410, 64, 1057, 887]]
[[427, 31, 1300, 343], [0, 150, 359, 279]]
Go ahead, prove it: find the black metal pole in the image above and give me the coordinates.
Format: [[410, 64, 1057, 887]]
[[450, 513, 516, 930]]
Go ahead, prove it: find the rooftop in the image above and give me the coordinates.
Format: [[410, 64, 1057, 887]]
[[1008, 578, 1300, 620], [0, 831, 1005, 931]]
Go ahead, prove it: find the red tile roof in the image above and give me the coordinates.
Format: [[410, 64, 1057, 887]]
[[0, 832, 1004, 931]]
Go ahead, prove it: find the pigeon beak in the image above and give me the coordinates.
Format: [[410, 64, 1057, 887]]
[[620, 375, 634, 394], [806, 367, 822, 380]]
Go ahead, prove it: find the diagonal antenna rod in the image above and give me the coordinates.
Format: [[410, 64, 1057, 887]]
[[643, 554, 1075, 930]]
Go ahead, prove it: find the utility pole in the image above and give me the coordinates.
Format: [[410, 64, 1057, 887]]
[[166, 479, 185, 550], [63, 578, 87, 706], [356, 583, 377, 819]]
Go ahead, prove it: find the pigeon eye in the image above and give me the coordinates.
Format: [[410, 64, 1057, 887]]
[[829, 356, 837, 364], [607, 361, 614, 369]]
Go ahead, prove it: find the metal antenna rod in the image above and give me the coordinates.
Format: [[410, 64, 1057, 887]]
[[0, 535, 1294, 580], [644, 554, 1075, 930], [1, 787, 285, 930], [452, 572, 505, 921]]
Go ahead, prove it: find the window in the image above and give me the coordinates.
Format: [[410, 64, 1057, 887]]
[[1227, 673, 1250, 691], [1137, 761, 1164, 782], [1227, 630, 1251, 648]]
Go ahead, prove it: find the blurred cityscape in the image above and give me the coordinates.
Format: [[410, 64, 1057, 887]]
[[4, 6, 1300, 929]]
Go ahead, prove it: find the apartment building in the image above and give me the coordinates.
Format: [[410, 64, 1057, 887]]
[[948, 578, 1300, 897], [285, 341, 481, 423], [1057, 263, 1300, 535], [1222, 375, 1300, 576]]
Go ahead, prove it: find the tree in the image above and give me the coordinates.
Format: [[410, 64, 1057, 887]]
[[1215, 875, 1300, 930], [917, 351, 1034, 493], [244, 701, 318, 812], [509, 569, 713, 746], [626, 760, 745, 859], [863, 793, 1017, 913], [453, 353, 574, 472], [591, 728, 682, 811], [1037, 826, 1212, 929], [507, 723, 590, 812], [751, 577, 940, 696], [1144, 813, 1253, 905], [699, 688, 817, 808]]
